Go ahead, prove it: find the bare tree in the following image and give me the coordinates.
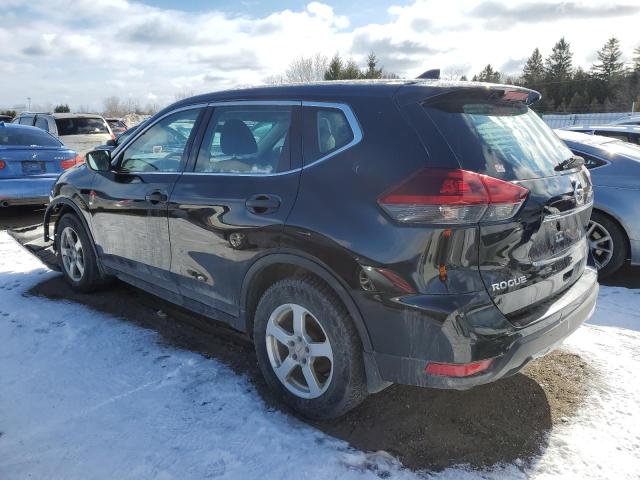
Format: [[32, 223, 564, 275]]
[[266, 53, 329, 84], [103, 96, 123, 117]]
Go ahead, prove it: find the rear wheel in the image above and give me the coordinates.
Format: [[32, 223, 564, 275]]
[[253, 276, 368, 419], [55, 214, 104, 292], [588, 211, 627, 279]]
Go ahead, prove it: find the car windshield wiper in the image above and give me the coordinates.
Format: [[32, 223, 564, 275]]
[[555, 155, 584, 171]]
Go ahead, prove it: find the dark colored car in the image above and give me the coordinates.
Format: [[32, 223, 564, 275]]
[[557, 129, 640, 277], [44, 81, 598, 419], [0, 122, 81, 207], [106, 118, 128, 135]]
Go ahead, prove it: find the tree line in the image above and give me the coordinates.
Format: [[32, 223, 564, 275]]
[[471, 37, 640, 113]]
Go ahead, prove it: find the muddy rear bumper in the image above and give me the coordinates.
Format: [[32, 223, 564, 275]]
[[371, 267, 598, 389]]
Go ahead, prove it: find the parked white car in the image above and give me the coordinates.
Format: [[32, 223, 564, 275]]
[[12, 112, 114, 156]]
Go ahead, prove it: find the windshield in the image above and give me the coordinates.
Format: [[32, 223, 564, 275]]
[[55, 117, 110, 135], [423, 93, 573, 180], [0, 128, 62, 147]]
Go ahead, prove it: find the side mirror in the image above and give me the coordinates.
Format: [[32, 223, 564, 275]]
[[86, 149, 112, 172], [105, 139, 117, 147]]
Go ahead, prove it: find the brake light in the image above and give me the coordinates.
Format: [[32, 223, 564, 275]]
[[0, 160, 5, 170], [378, 168, 528, 224], [110, 132, 116, 141], [425, 359, 494, 377], [61, 154, 85, 170]]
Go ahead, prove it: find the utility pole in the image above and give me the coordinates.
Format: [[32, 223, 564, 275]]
[[27, 97, 31, 111]]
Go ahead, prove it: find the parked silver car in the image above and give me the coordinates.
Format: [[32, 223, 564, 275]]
[[564, 125, 640, 146], [556, 129, 640, 277], [609, 115, 640, 126], [12, 112, 114, 156]]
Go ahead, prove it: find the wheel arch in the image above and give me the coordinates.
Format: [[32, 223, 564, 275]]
[[239, 252, 373, 353], [44, 198, 105, 274]]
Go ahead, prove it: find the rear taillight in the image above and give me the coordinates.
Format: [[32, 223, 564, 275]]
[[110, 133, 116, 141], [61, 154, 85, 170], [0, 160, 5, 170], [378, 168, 528, 224]]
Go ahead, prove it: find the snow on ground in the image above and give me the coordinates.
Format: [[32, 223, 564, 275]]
[[0, 230, 638, 480]]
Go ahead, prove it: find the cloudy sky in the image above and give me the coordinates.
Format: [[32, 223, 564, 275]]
[[1, 0, 640, 111]]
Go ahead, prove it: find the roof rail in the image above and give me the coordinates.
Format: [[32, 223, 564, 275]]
[[416, 69, 440, 80]]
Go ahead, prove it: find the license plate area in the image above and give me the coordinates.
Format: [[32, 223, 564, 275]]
[[530, 212, 584, 261], [22, 161, 45, 175]]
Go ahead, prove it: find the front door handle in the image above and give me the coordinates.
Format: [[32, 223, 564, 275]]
[[246, 194, 280, 214], [145, 190, 168, 204]]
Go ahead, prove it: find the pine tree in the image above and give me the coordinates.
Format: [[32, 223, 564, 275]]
[[363, 53, 383, 79], [54, 104, 70, 113], [634, 47, 640, 72], [475, 64, 501, 83], [544, 37, 574, 108], [592, 37, 625, 81], [341, 59, 362, 80], [324, 54, 343, 80], [522, 48, 545, 86]]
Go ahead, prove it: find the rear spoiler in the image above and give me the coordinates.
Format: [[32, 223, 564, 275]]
[[396, 82, 542, 107]]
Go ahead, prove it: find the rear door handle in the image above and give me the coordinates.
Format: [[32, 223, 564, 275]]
[[246, 194, 280, 214], [145, 190, 168, 204]]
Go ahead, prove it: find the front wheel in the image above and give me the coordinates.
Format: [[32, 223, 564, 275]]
[[253, 277, 368, 419], [55, 214, 104, 292], [587, 211, 628, 279]]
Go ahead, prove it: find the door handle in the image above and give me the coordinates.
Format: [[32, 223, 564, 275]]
[[246, 194, 280, 214], [145, 190, 168, 204]]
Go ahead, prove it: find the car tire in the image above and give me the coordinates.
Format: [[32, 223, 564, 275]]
[[253, 276, 368, 420], [55, 214, 104, 292], [588, 211, 628, 279]]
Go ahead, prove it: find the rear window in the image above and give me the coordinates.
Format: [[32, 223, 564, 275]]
[[422, 91, 573, 180], [0, 128, 62, 147], [55, 117, 109, 135]]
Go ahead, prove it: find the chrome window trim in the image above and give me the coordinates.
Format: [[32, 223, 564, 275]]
[[113, 100, 363, 177], [301, 101, 363, 169]]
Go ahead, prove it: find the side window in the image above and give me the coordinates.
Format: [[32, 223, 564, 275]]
[[35, 116, 49, 132], [303, 106, 355, 164], [595, 131, 628, 142], [120, 108, 200, 173], [572, 151, 606, 169], [195, 105, 293, 174], [19, 115, 34, 126]]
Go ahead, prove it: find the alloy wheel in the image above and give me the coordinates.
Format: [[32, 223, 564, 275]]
[[586, 220, 613, 270], [265, 303, 334, 399], [60, 226, 85, 282]]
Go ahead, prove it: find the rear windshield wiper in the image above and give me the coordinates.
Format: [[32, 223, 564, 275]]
[[555, 155, 584, 171]]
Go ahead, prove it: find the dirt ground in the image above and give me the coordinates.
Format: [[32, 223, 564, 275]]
[[2, 206, 615, 471]]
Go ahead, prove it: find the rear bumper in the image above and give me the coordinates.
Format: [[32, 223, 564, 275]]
[[370, 267, 598, 389], [0, 177, 56, 205]]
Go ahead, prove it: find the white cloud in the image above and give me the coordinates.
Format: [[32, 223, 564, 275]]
[[0, 0, 639, 111]]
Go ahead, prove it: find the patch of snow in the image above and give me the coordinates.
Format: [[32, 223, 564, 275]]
[[0, 231, 639, 479]]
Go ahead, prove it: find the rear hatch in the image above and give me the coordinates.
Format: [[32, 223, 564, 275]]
[[55, 117, 113, 156], [399, 86, 593, 326]]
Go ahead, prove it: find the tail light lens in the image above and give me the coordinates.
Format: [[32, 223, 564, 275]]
[[378, 168, 528, 224], [0, 160, 6, 170], [61, 154, 85, 170], [110, 132, 116, 141]]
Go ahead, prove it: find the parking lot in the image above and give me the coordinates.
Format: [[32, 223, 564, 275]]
[[2, 206, 639, 478]]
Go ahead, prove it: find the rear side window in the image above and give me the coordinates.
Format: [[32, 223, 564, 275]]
[[195, 105, 293, 174], [303, 106, 355, 164], [572, 151, 607, 169], [18, 115, 34, 126], [35, 116, 49, 131], [0, 128, 62, 147], [421, 91, 573, 180], [55, 117, 109, 135]]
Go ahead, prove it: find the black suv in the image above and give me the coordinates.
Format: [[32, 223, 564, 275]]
[[45, 81, 598, 419]]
